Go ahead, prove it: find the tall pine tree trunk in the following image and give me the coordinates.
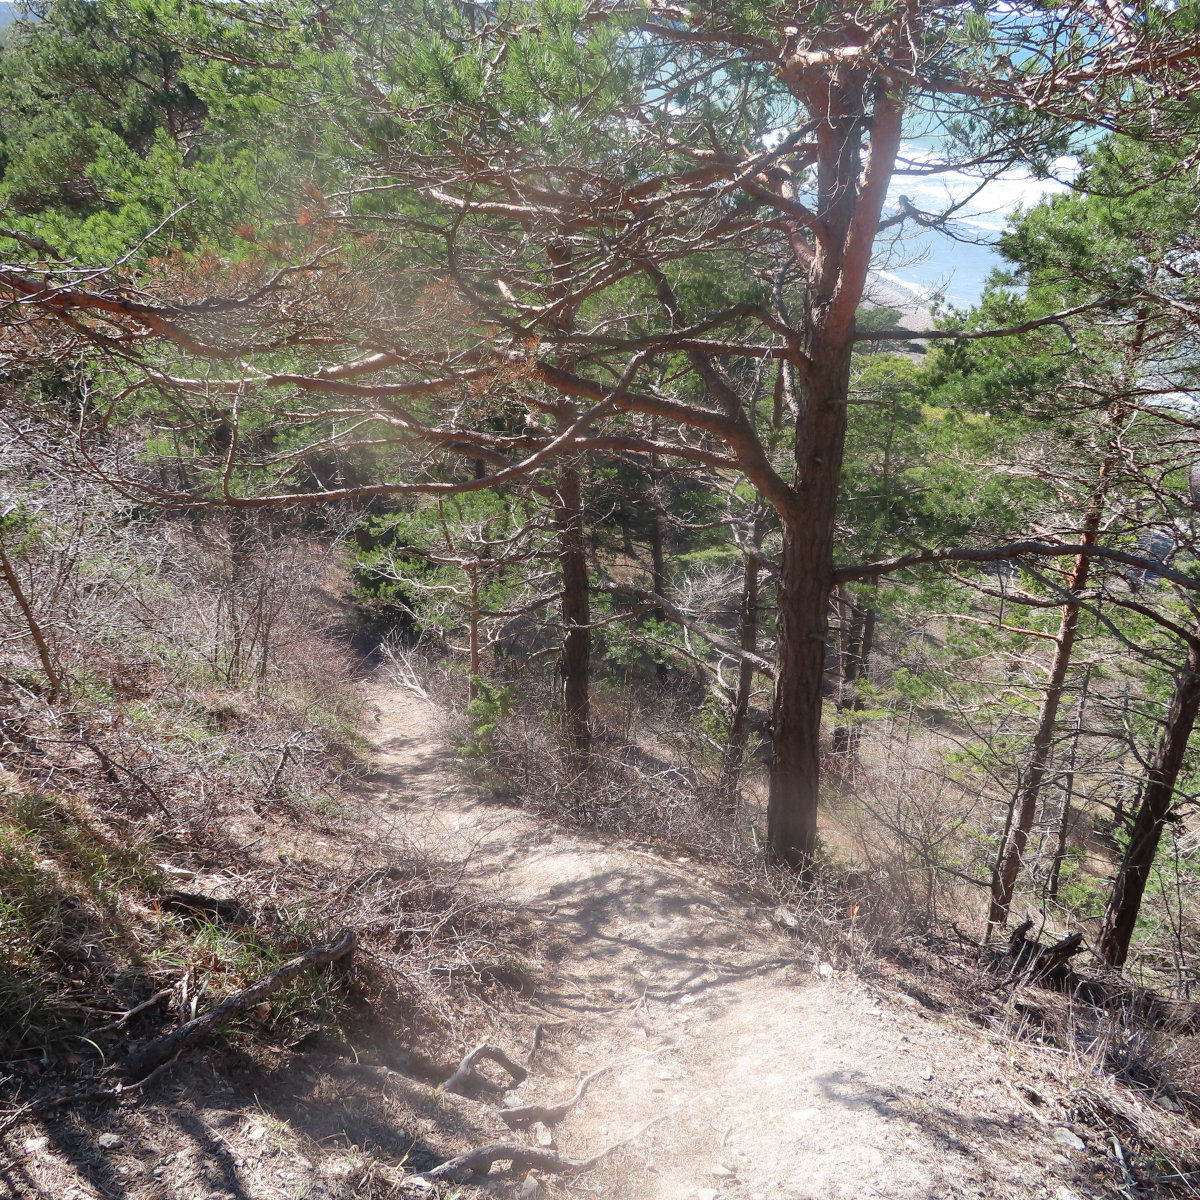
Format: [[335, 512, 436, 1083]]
[[767, 337, 852, 869], [763, 71, 903, 870], [547, 241, 591, 762], [1098, 636, 1200, 967]]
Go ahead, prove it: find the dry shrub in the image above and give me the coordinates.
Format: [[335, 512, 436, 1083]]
[[0, 441, 534, 1089], [1001, 993, 1200, 1193], [821, 719, 997, 936], [0, 677, 535, 1098], [417, 658, 742, 858]]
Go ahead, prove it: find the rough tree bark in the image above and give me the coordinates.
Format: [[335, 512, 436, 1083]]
[[1098, 635, 1200, 967], [763, 56, 904, 868], [768, 338, 855, 868]]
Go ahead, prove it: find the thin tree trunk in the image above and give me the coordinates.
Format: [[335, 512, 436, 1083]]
[[555, 456, 591, 760], [646, 432, 667, 625], [723, 519, 762, 802], [832, 580, 876, 756], [1098, 636, 1200, 967], [468, 561, 481, 699], [772, 360, 795, 431], [1047, 674, 1089, 903], [546, 240, 591, 762], [0, 537, 60, 701], [987, 457, 1113, 930]]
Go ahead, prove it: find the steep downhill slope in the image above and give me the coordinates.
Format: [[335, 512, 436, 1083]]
[[366, 683, 1124, 1200]]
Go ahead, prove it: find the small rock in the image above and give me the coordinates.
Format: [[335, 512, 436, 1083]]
[[1055, 1187, 1082, 1200], [921, 1066, 934, 1082], [899, 994, 919, 1006], [23, 1136, 48, 1155], [1053, 1127, 1086, 1153], [502, 1094, 525, 1108], [867, 1007, 884, 1017], [97, 1133, 123, 1151], [246, 1123, 266, 1142], [679, 993, 697, 1005], [773, 907, 800, 930], [712, 1164, 736, 1177], [697, 1190, 720, 1200], [818, 963, 835, 978], [533, 1122, 555, 1147], [520, 1174, 541, 1198]]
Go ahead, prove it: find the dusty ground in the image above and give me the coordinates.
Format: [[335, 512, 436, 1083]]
[[362, 685, 1124, 1200], [0, 680, 1139, 1200]]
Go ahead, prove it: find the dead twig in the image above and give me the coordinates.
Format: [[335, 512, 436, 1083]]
[[92, 987, 174, 1035], [0, 1054, 182, 1137]]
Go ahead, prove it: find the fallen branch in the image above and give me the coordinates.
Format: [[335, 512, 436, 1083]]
[[443, 1042, 528, 1095], [122, 929, 356, 1080], [420, 1116, 665, 1183]]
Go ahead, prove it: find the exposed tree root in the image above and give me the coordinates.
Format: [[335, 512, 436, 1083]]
[[420, 1117, 664, 1183], [500, 1044, 676, 1129], [443, 1042, 528, 1096]]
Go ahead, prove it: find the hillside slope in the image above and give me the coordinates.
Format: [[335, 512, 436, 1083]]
[[2, 678, 1181, 1200]]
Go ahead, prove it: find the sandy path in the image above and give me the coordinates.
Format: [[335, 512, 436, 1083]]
[[367, 684, 1116, 1200]]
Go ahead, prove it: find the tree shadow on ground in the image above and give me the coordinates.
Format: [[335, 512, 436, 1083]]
[[0, 1040, 511, 1200]]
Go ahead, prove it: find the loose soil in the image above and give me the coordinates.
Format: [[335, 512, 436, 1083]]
[[0, 680, 1140, 1200]]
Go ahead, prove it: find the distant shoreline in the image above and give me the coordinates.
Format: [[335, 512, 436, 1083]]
[[863, 270, 933, 333]]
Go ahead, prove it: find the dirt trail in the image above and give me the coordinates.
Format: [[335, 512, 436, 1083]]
[[367, 684, 1116, 1200]]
